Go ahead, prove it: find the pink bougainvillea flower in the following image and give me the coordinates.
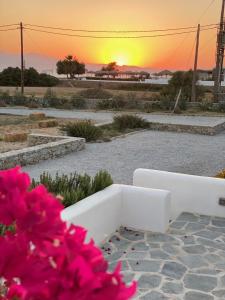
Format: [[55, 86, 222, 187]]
[[0, 167, 30, 225], [0, 167, 137, 300]]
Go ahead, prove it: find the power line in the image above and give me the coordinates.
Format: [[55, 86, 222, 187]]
[[0, 23, 19, 28], [0, 28, 18, 32], [198, 0, 216, 22], [24, 26, 217, 39], [24, 22, 218, 33]]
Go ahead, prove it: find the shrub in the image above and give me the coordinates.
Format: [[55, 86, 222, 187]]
[[216, 169, 225, 178], [125, 93, 139, 109], [0, 90, 11, 103], [113, 114, 149, 130], [31, 170, 113, 207], [12, 89, 27, 106], [96, 99, 113, 110], [111, 94, 127, 109], [0, 167, 135, 299], [71, 94, 86, 109], [61, 120, 102, 141], [78, 88, 113, 99]]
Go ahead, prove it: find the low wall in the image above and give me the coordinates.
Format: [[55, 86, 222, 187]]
[[0, 134, 85, 169], [149, 121, 225, 135], [28, 133, 66, 146], [133, 168, 225, 219], [61, 184, 170, 244]]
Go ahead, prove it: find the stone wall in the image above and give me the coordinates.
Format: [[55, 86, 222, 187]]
[[28, 133, 66, 146], [0, 134, 85, 170], [149, 121, 225, 136]]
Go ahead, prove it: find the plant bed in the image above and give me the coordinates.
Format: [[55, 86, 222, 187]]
[[32, 170, 113, 207]]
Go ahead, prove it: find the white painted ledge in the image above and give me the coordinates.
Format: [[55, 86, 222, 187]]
[[133, 168, 225, 219], [61, 184, 171, 244]]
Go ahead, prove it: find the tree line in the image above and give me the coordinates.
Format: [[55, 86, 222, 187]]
[[0, 67, 59, 87]]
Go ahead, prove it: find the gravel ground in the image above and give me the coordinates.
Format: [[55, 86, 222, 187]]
[[24, 129, 225, 183], [1, 107, 225, 126]]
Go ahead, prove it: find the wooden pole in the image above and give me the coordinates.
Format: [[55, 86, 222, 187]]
[[191, 24, 200, 102], [20, 22, 24, 95], [214, 0, 225, 102]]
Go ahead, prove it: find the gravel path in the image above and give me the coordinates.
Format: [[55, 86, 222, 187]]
[[1, 107, 225, 126], [24, 130, 225, 183]]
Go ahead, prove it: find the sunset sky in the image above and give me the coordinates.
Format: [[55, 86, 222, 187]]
[[0, 0, 222, 70]]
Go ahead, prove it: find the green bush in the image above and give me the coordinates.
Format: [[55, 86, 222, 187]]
[[71, 95, 86, 109], [31, 170, 113, 207], [78, 88, 113, 99], [113, 114, 149, 130], [96, 99, 113, 110], [61, 120, 102, 141], [111, 94, 126, 109]]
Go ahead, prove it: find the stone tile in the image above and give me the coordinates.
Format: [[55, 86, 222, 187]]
[[185, 222, 205, 232], [197, 237, 225, 251], [133, 242, 149, 251], [110, 235, 131, 250], [183, 244, 206, 254], [212, 289, 225, 297], [195, 230, 222, 240], [109, 260, 130, 272], [193, 268, 221, 275], [179, 235, 196, 245], [126, 251, 148, 260], [129, 260, 161, 272], [147, 233, 177, 243], [176, 212, 198, 222], [199, 215, 211, 225], [119, 227, 145, 241], [184, 274, 217, 292], [161, 281, 183, 294], [161, 261, 187, 280], [204, 253, 224, 264], [184, 291, 213, 300], [105, 251, 124, 262], [149, 250, 170, 260], [138, 274, 161, 289], [170, 221, 186, 229], [121, 272, 135, 284], [212, 218, 225, 228], [140, 291, 168, 300], [178, 255, 208, 269], [162, 244, 179, 256]]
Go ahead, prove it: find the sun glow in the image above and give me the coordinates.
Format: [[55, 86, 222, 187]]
[[99, 39, 145, 66]]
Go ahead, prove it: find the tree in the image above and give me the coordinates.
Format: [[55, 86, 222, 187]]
[[102, 61, 119, 72], [0, 67, 59, 87], [161, 70, 204, 102], [56, 55, 85, 79]]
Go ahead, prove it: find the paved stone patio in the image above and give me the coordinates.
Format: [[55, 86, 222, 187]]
[[102, 212, 225, 299]]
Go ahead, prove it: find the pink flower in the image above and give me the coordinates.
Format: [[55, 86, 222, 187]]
[[0, 167, 29, 225], [0, 167, 136, 300]]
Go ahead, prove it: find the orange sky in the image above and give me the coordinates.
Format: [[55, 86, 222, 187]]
[[0, 0, 222, 70]]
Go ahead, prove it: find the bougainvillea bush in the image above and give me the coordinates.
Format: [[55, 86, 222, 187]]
[[0, 167, 136, 300]]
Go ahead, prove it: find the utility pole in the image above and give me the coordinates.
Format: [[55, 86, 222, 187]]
[[214, 0, 225, 102], [20, 22, 24, 95], [191, 24, 200, 102]]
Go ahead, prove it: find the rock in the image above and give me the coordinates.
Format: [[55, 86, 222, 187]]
[[162, 282, 183, 294], [161, 261, 187, 280], [138, 274, 162, 289], [184, 291, 213, 300], [184, 274, 217, 292]]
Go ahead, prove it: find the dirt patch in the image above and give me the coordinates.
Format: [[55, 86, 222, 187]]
[[0, 114, 84, 153]]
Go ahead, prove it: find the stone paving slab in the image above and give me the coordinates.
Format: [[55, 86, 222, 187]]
[[102, 212, 225, 299]]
